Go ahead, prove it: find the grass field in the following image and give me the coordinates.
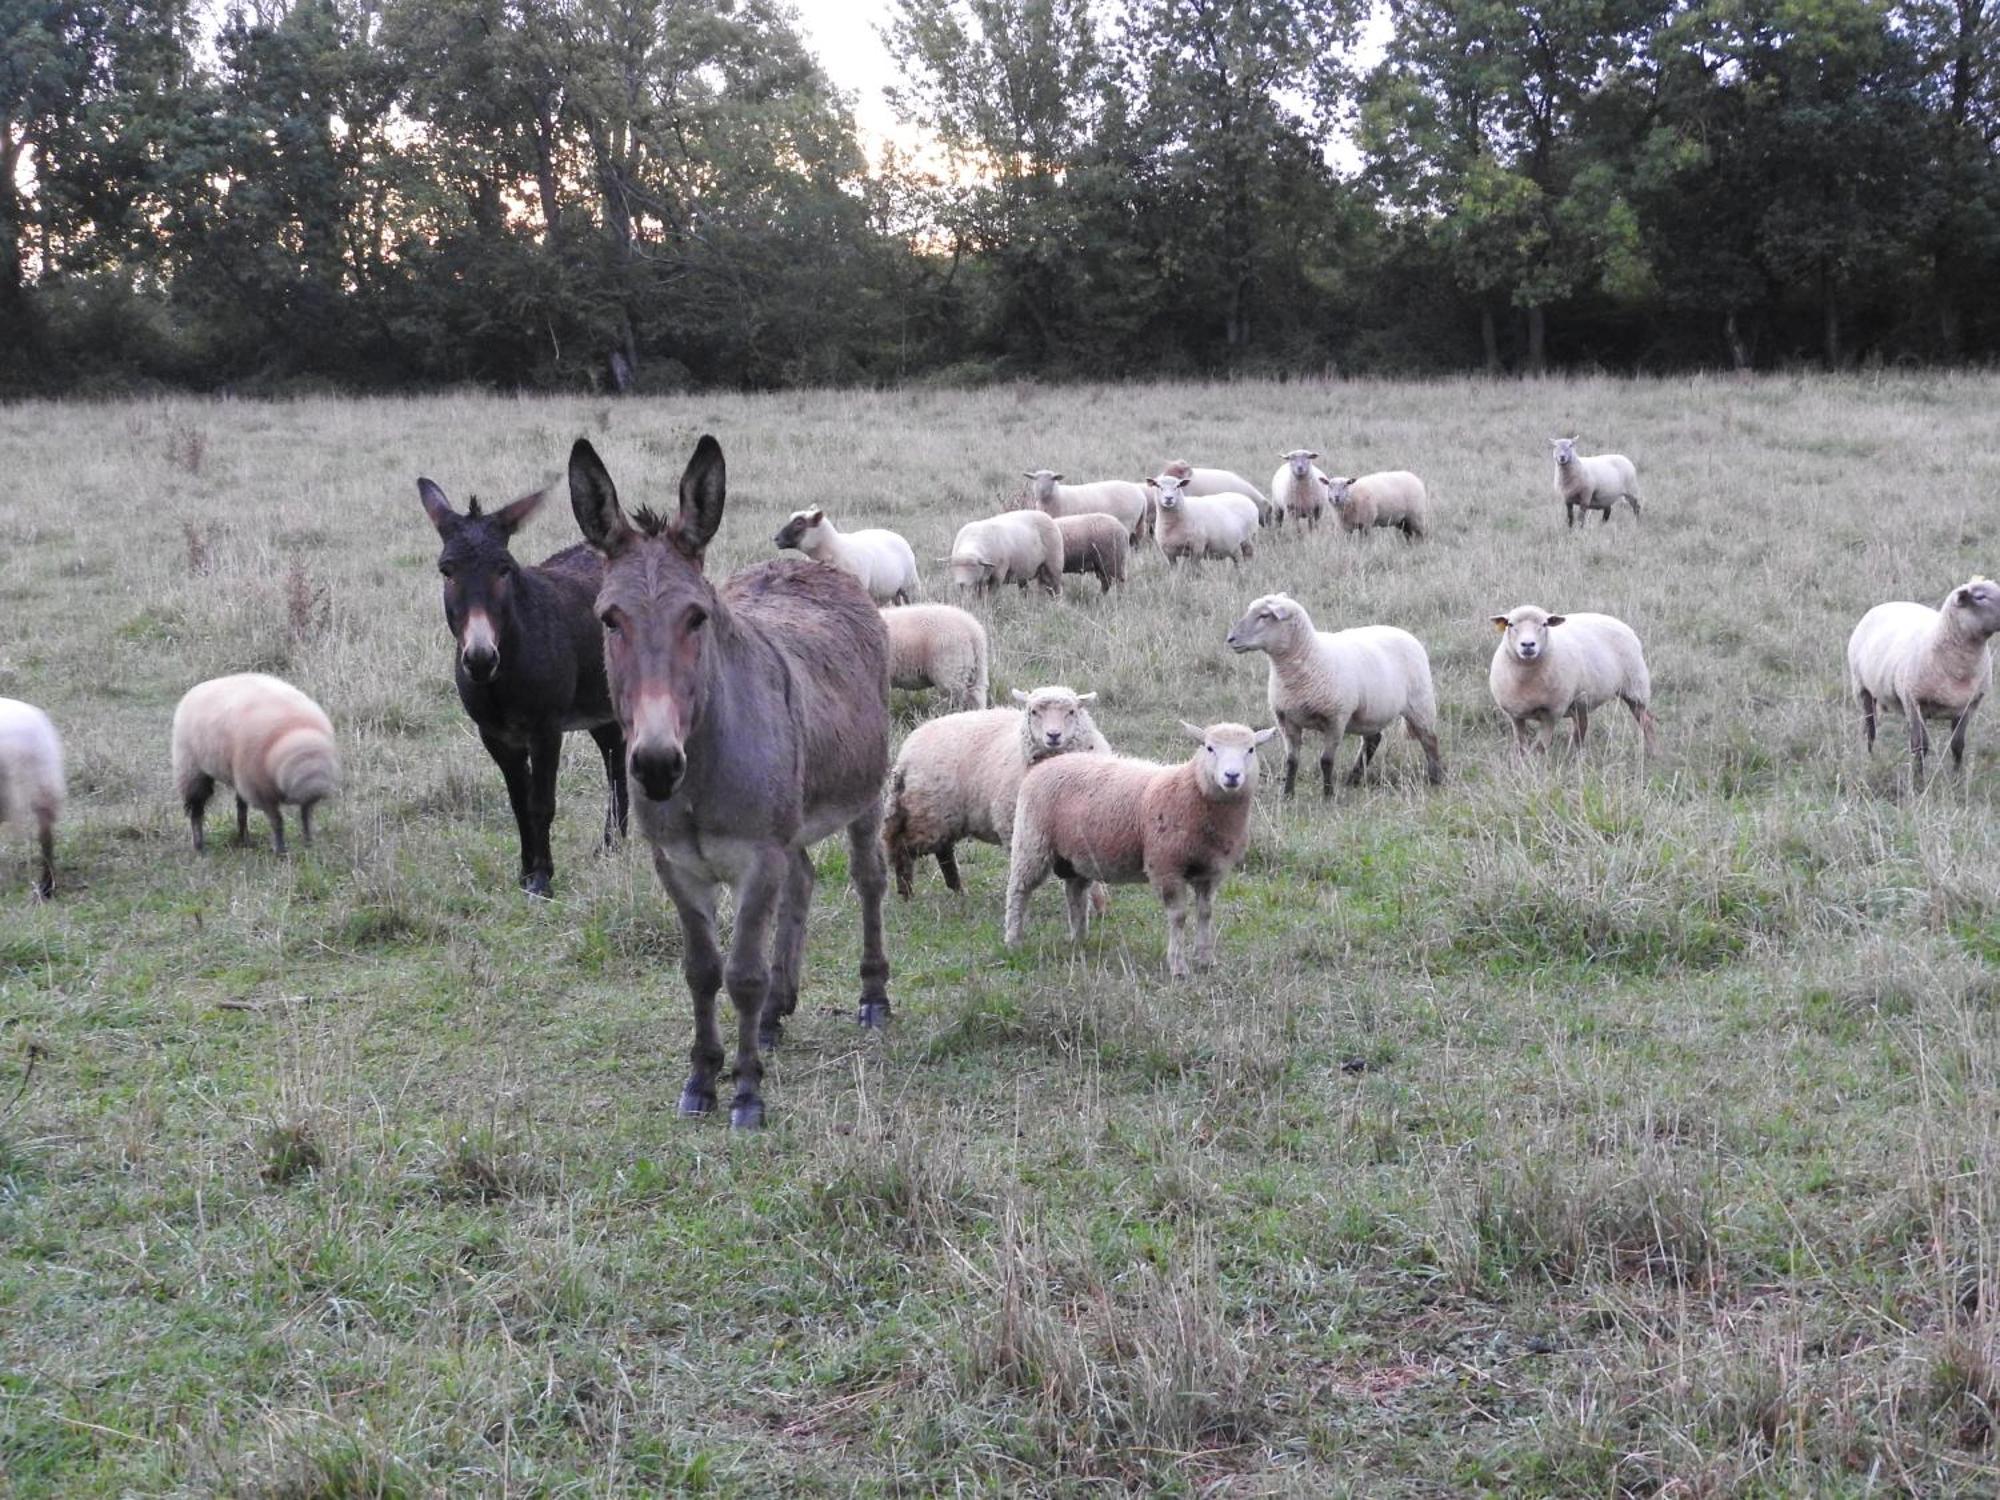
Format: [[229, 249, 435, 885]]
[[2, 375, 1998, 1496]]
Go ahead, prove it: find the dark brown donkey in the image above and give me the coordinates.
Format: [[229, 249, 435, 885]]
[[569, 435, 894, 1129], [417, 478, 628, 896]]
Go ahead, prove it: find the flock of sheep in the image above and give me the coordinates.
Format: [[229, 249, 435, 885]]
[[0, 434, 1994, 985]]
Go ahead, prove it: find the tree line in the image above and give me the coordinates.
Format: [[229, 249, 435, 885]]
[[3, 0, 1996, 394]]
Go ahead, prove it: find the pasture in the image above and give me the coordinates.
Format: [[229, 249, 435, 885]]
[[2, 375, 1998, 1495]]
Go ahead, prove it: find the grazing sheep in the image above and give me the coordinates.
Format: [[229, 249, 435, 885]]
[[773, 507, 920, 604], [1150, 474, 1258, 565], [1004, 720, 1277, 978], [1024, 470, 1151, 541], [1162, 459, 1276, 527], [1226, 593, 1444, 791], [1488, 605, 1657, 756], [1054, 514, 1130, 593], [1327, 471, 1431, 539], [171, 673, 339, 854], [947, 511, 1065, 596], [1272, 450, 1331, 529], [0, 698, 64, 898], [1551, 437, 1640, 527], [882, 603, 990, 712], [1847, 576, 2000, 775], [883, 686, 1108, 897]]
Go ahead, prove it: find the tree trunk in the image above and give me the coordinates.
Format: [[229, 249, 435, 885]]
[[1724, 310, 1751, 371], [1821, 266, 1840, 368], [534, 108, 562, 239], [1525, 304, 1547, 374], [1480, 306, 1500, 374]]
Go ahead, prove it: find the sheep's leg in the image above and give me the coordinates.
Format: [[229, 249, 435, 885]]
[[1063, 877, 1092, 943], [1625, 491, 1642, 518], [1279, 718, 1302, 797], [1510, 717, 1534, 757], [1858, 689, 1877, 753], [762, 847, 816, 1051], [1192, 882, 1218, 970], [847, 809, 893, 1031], [1320, 740, 1339, 796], [1599, 503, 1612, 524], [890, 841, 916, 900], [1343, 732, 1382, 788], [34, 812, 54, 899], [1410, 720, 1445, 785], [234, 795, 250, 846], [265, 804, 287, 856], [1948, 697, 1982, 771], [658, 855, 725, 1118], [1571, 704, 1591, 749], [1625, 697, 1657, 757], [299, 802, 315, 848], [1566, 501, 1577, 529], [184, 773, 215, 852], [1161, 882, 1191, 979], [935, 843, 963, 893], [1239, 540, 1254, 562], [1003, 824, 1054, 946], [1905, 698, 1930, 776], [1535, 715, 1557, 754]]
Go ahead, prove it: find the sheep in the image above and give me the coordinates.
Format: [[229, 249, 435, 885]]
[[882, 685, 1109, 898], [0, 698, 64, 898], [772, 507, 920, 604], [1226, 593, 1444, 791], [1054, 513, 1130, 594], [1271, 450, 1331, 529], [171, 673, 340, 854], [1149, 473, 1258, 565], [1488, 605, 1657, 756], [1023, 470, 1151, 541], [1550, 437, 1641, 527], [881, 603, 990, 713], [947, 510, 1064, 597], [1847, 576, 2000, 775], [1327, 470, 1430, 539], [1161, 459, 1277, 527], [1003, 720, 1278, 978]]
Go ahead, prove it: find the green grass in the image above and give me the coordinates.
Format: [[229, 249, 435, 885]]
[[3, 375, 2000, 1492]]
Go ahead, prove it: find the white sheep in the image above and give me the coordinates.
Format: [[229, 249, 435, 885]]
[[1004, 720, 1277, 978], [1023, 470, 1151, 541], [1226, 593, 1444, 791], [772, 507, 920, 604], [1161, 459, 1276, 527], [1847, 576, 2000, 775], [1271, 450, 1330, 529], [1551, 437, 1641, 527], [1488, 605, 1658, 755], [947, 511, 1064, 596], [0, 698, 64, 898], [1054, 513, 1129, 593], [882, 686, 1108, 897], [172, 673, 340, 853], [1149, 473, 1258, 565], [881, 603, 990, 713], [1327, 471, 1430, 539]]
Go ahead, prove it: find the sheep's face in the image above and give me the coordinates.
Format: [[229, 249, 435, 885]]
[[772, 508, 825, 553], [1493, 608, 1565, 662], [1281, 449, 1319, 479], [1022, 469, 1061, 505], [1551, 437, 1579, 468], [1013, 688, 1097, 756], [1948, 577, 2000, 638], [949, 556, 995, 590], [1326, 478, 1353, 508], [1152, 476, 1189, 511], [1182, 721, 1278, 797], [1225, 595, 1300, 655], [417, 478, 550, 685]]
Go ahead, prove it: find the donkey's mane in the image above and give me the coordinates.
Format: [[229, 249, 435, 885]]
[[629, 504, 671, 537], [465, 495, 485, 518]]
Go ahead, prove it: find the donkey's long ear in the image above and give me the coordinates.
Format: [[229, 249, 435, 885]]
[[569, 439, 635, 557], [674, 435, 727, 557], [417, 478, 456, 537], [494, 483, 552, 536]]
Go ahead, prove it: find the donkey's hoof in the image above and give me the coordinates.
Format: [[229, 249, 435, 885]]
[[729, 1098, 766, 1130], [758, 1024, 783, 1053], [522, 871, 552, 899], [677, 1085, 716, 1118], [857, 1000, 891, 1030]]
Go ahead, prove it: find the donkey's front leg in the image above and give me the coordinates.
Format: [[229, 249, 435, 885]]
[[723, 847, 788, 1129], [657, 856, 725, 1118]]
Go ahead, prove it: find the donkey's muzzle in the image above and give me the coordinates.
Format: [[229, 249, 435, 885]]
[[462, 647, 499, 682], [631, 744, 686, 801]]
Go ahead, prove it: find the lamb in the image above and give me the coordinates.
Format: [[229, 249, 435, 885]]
[[0, 698, 64, 898], [1488, 605, 1658, 756], [882, 685, 1109, 897], [1226, 593, 1444, 791], [1003, 720, 1277, 978], [1271, 450, 1331, 529], [171, 673, 340, 853], [1149, 473, 1258, 565], [1550, 437, 1641, 527], [1161, 459, 1276, 527], [1327, 470, 1430, 539], [882, 603, 990, 712], [1846, 576, 2000, 775], [1054, 514, 1130, 593], [947, 510, 1064, 596], [773, 507, 920, 604], [1023, 470, 1151, 541]]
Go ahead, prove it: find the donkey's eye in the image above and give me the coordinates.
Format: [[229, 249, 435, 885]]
[[686, 606, 708, 631], [600, 610, 621, 633], [439, 563, 454, 578]]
